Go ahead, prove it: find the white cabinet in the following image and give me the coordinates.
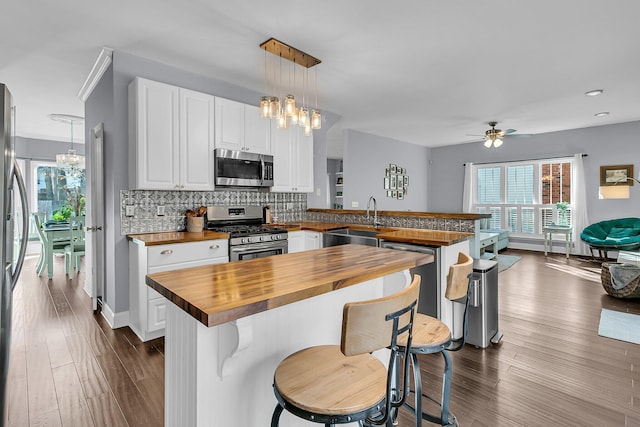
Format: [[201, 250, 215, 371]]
[[304, 231, 321, 250], [214, 97, 271, 154], [129, 77, 215, 190], [129, 239, 228, 341], [288, 231, 321, 253], [271, 126, 314, 193]]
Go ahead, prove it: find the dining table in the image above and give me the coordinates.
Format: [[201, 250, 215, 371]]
[[42, 222, 75, 279]]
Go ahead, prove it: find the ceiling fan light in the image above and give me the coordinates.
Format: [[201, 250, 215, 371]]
[[484, 139, 493, 148], [493, 138, 503, 148]]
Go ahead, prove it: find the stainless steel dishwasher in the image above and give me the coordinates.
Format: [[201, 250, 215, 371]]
[[379, 240, 440, 318]]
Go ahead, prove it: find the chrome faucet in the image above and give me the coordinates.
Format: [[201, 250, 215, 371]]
[[366, 196, 381, 228]]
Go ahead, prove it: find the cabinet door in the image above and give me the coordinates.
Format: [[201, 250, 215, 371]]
[[130, 78, 180, 190], [294, 128, 314, 193], [180, 89, 215, 190], [271, 125, 294, 192], [214, 97, 244, 151], [288, 231, 305, 253], [244, 104, 271, 154], [303, 231, 321, 250]]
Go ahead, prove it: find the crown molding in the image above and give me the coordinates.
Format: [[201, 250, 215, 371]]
[[77, 47, 113, 102]]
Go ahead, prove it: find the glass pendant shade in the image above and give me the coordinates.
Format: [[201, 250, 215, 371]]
[[304, 123, 312, 136], [56, 150, 85, 170], [298, 107, 309, 127], [260, 96, 271, 117], [311, 110, 321, 129], [290, 109, 299, 125], [268, 97, 280, 119], [284, 95, 296, 116], [277, 109, 288, 129], [493, 138, 503, 148], [484, 139, 493, 148]]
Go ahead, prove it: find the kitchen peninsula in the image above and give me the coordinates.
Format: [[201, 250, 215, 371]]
[[146, 244, 433, 427]]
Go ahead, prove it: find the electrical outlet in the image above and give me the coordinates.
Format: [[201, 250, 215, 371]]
[[351, 201, 359, 208], [125, 205, 135, 217], [157, 205, 165, 216], [316, 188, 321, 196]]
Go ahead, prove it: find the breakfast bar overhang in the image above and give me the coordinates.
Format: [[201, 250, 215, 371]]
[[146, 244, 434, 427]]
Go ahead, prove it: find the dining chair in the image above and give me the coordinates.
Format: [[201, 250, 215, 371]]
[[64, 216, 86, 275], [32, 212, 67, 277]]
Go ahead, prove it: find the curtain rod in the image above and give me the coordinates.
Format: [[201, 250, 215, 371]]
[[464, 153, 588, 166]]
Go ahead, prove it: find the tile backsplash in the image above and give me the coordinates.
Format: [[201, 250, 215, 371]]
[[120, 190, 307, 235]]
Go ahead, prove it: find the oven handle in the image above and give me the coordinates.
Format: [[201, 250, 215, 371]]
[[230, 241, 288, 253]]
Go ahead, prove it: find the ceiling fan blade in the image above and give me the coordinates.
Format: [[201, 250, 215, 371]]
[[504, 133, 532, 138], [503, 128, 517, 134]]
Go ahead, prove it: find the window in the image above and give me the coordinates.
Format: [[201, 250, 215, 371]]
[[474, 158, 573, 235], [31, 160, 86, 220]]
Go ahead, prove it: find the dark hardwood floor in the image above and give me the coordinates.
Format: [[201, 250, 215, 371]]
[[4, 250, 640, 426]]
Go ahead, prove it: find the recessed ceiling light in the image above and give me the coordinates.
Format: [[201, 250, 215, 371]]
[[594, 112, 609, 117], [585, 89, 604, 97]]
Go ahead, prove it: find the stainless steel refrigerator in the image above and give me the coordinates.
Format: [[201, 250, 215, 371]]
[[0, 83, 29, 425]]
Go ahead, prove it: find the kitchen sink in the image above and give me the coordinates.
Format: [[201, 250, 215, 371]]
[[322, 228, 379, 247]]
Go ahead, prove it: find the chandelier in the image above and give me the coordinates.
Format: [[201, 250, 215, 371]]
[[259, 38, 322, 135], [50, 114, 85, 177]]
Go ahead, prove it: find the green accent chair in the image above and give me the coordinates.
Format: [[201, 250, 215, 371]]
[[580, 218, 640, 259]]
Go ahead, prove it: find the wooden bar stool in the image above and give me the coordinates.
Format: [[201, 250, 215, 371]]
[[271, 275, 421, 427], [397, 252, 474, 427]]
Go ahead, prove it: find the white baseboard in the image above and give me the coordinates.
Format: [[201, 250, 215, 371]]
[[101, 302, 130, 329]]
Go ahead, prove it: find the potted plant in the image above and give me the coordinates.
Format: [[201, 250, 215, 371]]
[[556, 201, 569, 225]]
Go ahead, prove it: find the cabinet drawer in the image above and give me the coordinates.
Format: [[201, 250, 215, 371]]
[[480, 236, 498, 248], [148, 297, 167, 332], [147, 240, 228, 267]]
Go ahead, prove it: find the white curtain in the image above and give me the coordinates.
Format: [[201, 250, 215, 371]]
[[572, 153, 590, 255], [462, 162, 473, 212]]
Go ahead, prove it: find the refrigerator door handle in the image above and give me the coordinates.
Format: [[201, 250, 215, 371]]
[[10, 160, 29, 291]]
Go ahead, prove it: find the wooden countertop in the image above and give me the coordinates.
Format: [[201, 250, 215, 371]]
[[274, 222, 472, 246], [376, 228, 473, 246], [127, 230, 229, 246], [146, 244, 433, 327]]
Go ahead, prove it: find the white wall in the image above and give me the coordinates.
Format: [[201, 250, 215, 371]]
[[343, 129, 429, 211]]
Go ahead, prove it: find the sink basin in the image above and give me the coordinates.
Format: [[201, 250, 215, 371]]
[[323, 228, 379, 247]]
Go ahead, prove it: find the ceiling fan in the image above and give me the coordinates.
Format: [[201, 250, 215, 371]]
[[467, 121, 528, 148], [481, 121, 515, 148]]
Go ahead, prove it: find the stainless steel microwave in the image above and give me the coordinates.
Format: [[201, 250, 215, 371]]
[[214, 148, 274, 188]]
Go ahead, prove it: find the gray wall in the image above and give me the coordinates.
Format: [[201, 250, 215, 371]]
[[343, 130, 430, 211], [429, 121, 640, 223], [85, 51, 338, 316]]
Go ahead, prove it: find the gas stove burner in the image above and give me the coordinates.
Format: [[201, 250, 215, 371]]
[[210, 225, 287, 238]]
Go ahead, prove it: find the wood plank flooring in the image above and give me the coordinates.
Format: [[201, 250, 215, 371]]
[[4, 250, 640, 426]]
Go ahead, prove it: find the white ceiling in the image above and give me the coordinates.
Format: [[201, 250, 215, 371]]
[[3, 0, 640, 157]]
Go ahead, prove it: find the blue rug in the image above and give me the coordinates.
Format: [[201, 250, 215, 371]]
[[598, 309, 640, 344], [496, 254, 521, 273]]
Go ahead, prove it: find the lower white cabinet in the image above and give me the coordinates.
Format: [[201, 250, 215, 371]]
[[288, 231, 321, 253], [129, 239, 228, 341]]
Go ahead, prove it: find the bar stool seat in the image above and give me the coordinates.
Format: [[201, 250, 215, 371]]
[[271, 275, 422, 427], [398, 252, 474, 427], [274, 345, 386, 416]]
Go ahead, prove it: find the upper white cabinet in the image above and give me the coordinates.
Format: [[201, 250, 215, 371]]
[[271, 126, 314, 193], [129, 77, 214, 191], [214, 97, 271, 155]]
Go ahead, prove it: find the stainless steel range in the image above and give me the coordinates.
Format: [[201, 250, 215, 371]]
[[205, 206, 288, 262]]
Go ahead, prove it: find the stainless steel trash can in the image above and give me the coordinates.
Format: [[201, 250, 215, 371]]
[[466, 258, 502, 348]]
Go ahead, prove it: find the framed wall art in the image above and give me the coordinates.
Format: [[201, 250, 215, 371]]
[[600, 164, 634, 186]]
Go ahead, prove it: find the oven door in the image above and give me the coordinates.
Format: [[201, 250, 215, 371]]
[[230, 240, 288, 262]]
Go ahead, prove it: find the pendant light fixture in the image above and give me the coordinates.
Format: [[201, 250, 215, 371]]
[[259, 38, 322, 132], [50, 114, 85, 177]]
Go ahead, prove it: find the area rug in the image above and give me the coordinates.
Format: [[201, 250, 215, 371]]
[[496, 254, 521, 273], [598, 309, 640, 344]]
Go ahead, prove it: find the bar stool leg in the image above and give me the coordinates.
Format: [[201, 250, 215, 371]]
[[271, 403, 283, 427], [440, 351, 454, 426], [411, 353, 422, 427]]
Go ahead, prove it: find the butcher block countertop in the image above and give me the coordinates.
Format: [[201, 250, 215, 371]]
[[146, 244, 433, 327], [127, 230, 229, 246], [376, 228, 473, 246]]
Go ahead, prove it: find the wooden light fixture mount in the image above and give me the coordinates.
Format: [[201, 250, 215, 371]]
[[260, 38, 321, 68]]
